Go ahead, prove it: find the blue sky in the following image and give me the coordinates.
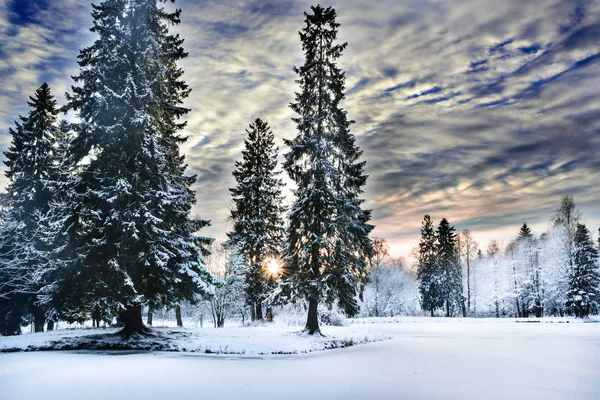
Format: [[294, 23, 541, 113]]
[[1, 0, 599, 258]]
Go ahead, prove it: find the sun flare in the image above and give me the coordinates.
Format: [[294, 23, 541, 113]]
[[267, 259, 281, 276]]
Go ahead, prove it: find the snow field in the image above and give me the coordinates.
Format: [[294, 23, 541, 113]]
[[0, 318, 599, 400]]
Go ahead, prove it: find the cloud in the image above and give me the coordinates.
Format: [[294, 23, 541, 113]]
[[0, 0, 598, 260]]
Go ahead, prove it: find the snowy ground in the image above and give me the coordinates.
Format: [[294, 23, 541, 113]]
[[0, 323, 385, 354], [1, 318, 599, 399]]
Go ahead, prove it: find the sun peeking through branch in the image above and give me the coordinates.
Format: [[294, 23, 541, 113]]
[[264, 258, 283, 281]]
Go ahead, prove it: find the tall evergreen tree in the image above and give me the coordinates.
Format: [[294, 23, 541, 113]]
[[517, 222, 543, 317], [281, 5, 373, 334], [416, 215, 443, 316], [0, 83, 60, 335], [566, 224, 600, 317], [436, 218, 464, 317], [45, 0, 215, 335], [227, 118, 286, 321]]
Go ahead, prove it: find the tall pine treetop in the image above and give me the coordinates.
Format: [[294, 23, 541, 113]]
[[436, 218, 458, 263], [228, 117, 285, 258], [5, 82, 59, 207], [518, 223, 533, 241]]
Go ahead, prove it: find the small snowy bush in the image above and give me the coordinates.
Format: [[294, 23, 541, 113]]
[[319, 306, 347, 327]]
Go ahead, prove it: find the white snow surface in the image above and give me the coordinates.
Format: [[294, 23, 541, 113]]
[[1, 318, 599, 400], [0, 323, 384, 354]]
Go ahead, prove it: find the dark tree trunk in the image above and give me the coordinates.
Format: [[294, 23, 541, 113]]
[[147, 309, 153, 325], [175, 304, 183, 327], [250, 304, 256, 321], [445, 300, 450, 318], [91, 306, 101, 328], [119, 305, 145, 336], [430, 308, 434, 317], [34, 309, 45, 333], [47, 320, 55, 331], [305, 298, 319, 334], [534, 300, 542, 318], [256, 302, 263, 321]]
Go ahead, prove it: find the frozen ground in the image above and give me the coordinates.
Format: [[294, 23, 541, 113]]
[[1, 318, 599, 400], [0, 323, 385, 354]]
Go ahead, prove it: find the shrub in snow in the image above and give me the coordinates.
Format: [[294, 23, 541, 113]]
[[319, 306, 348, 327]]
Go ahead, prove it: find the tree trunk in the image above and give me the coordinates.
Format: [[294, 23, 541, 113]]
[[466, 259, 471, 315], [256, 302, 263, 321], [305, 298, 319, 334], [91, 306, 101, 328], [534, 298, 542, 318], [175, 304, 183, 327], [147, 309, 153, 325], [430, 308, 434, 317], [47, 320, 55, 331], [250, 304, 256, 321], [119, 305, 145, 336], [34, 309, 45, 333]]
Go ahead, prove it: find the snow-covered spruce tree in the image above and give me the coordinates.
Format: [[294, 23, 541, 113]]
[[227, 118, 285, 321], [416, 215, 443, 316], [436, 218, 464, 317], [516, 223, 544, 317], [566, 224, 600, 317], [0, 83, 61, 335], [281, 5, 373, 334], [53, 0, 215, 336]]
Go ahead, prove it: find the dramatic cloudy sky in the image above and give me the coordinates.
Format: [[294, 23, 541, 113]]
[[1, 0, 599, 259]]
